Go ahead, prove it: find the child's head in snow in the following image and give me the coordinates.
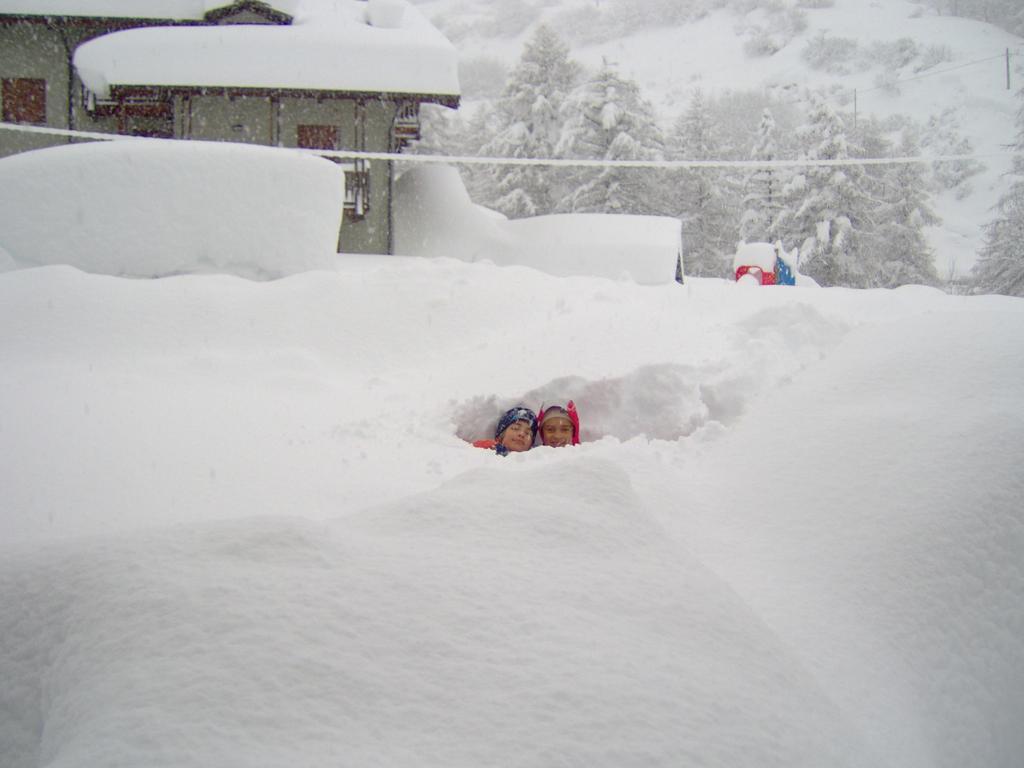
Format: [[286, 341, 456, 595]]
[[538, 402, 579, 447], [495, 406, 538, 453]]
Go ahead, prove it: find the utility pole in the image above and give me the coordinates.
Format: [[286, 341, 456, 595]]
[[1007, 48, 1012, 90]]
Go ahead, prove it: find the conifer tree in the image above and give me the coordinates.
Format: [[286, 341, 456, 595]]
[[870, 131, 941, 288], [412, 104, 460, 158], [669, 89, 734, 277], [775, 92, 879, 287], [454, 102, 501, 207], [555, 61, 664, 215], [740, 108, 783, 244], [480, 25, 580, 217], [974, 88, 1024, 296]]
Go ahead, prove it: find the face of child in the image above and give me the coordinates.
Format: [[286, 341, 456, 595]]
[[541, 416, 574, 447], [499, 420, 534, 452]]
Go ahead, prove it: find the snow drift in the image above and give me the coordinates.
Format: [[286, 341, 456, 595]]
[[2, 256, 1023, 768], [393, 164, 683, 284], [0, 141, 345, 279]]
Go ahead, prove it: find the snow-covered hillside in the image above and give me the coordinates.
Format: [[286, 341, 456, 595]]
[[413, 0, 1023, 277]]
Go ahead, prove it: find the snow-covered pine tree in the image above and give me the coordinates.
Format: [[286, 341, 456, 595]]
[[479, 25, 580, 217], [867, 129, 941, 288], [412, 103, 460, 157], [975, 184, 1024, 296], [669, 89, 734, 277], [775, 92, 879, 287], [739, 108, 782, 244], [555, 61, 664, 215], [974, 88, 1024, 296], [448, 101, 500, 208]]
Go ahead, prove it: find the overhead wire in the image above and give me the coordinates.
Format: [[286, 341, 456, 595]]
[[0, 120, 1016, 169]]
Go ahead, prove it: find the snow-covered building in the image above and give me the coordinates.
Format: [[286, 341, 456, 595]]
[[0, 0, 460, 253]]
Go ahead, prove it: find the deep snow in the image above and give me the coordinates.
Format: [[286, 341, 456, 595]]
[[1, 2, 1024, 765], [2, 247, 1023, 766]]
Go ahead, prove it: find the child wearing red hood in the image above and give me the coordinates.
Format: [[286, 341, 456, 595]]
[[537, 401, 580, 447]]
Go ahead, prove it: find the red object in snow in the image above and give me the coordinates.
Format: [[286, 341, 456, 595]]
[[735, 265, 777, 285]]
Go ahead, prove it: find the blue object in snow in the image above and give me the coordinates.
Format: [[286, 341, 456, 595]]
[[775, 256, 796, 286]]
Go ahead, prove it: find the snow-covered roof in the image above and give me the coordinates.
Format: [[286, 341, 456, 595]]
[[42, 1, 459, 101]]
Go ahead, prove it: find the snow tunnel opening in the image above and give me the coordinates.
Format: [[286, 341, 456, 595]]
[[452, 364, 716, 446]]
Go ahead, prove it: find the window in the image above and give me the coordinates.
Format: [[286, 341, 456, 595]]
[[297, 124, 338, 150], [2, 78, 46, 124]]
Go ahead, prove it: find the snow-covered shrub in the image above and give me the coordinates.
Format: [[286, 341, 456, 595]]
[[801, 33, 858, 74], [778, 3, 808, 34], [867, 37, 918, 70], [872, 70, 901, 96], [743, 27, 782, 57], [915, 44, 953, 72], [740, 2, 806, 57], [921, 109, 985, 199]]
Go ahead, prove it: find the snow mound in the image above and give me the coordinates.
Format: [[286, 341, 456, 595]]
[[0, 141, 345, 279], [678, 308, 1024, 768], [0, 459, 877, 767], [452, 302, 850, 443], [2, 253, 1022, 767], [393, 164, 682, 284]]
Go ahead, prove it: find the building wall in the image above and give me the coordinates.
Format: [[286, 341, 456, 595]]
[[188, 94, 273, 144], [0, 21, 69, 157], [358, 100, 403, 255], [0, 15, 430, 255], [174, 94, 404, 254], [277, 97, 401, 254], [0, 18, 166, 155]]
